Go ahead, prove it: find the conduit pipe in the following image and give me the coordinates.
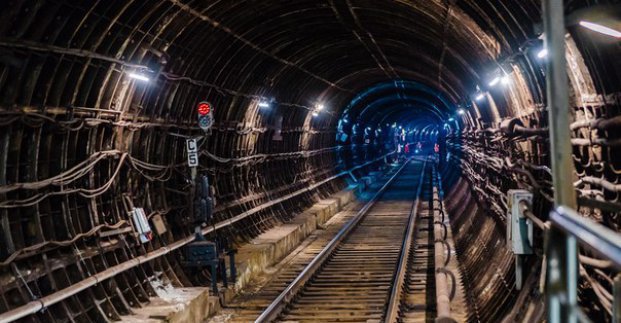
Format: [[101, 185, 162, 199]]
[[433, 165, 456, 322]]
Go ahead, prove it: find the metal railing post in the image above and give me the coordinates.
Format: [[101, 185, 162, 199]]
[[614, 274, 621, 323], [542, 0, 578, 322]]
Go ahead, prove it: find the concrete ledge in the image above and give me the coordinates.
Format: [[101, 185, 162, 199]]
[[234, 184, 362, 291], [120, 169, 385, 322], [122, 286, 219, 323]]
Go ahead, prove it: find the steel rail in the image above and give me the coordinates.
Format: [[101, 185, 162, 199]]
[[0, 153, 393, 323], [256, 158, 426, 323], [384, 158, 428, 322]]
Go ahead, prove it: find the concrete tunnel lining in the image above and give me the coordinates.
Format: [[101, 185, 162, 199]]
[[0, 0, 620, 322]]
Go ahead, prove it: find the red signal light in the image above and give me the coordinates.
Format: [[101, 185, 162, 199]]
[[197, 102, 211, 116]]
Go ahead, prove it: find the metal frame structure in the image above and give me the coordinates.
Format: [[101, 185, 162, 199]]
[[548, 206, 621, 322], [541, 1, 621, 322]]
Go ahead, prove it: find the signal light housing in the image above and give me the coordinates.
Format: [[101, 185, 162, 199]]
[[197, 101, 214, 131]]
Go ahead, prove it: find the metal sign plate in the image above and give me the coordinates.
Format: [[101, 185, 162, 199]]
[[186, 138, 199, 167]]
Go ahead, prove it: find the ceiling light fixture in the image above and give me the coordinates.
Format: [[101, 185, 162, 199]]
[[488, 76, 501, 87], [500, 75, 510, 86], [128, 72, 150, 82], [537, 48, 549, 58], [580, 21, 621, 38]]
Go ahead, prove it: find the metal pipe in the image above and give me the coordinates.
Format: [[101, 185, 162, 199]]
[[518, 200, 547, 230], [204, 152, 394, 234], [542, 0, 576, 207], [550, 206, 621, 270], [0, 154, 393, 323], [542, 0, 578, 322], [432, 167, 455, 322]]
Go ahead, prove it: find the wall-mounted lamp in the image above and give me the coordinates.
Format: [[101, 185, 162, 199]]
[[534, 4, 621, 39], [258, 101, 270, 108], [127, 72, 150, 82], [500, 74, 511, 86], [579, 20, 621, 38]]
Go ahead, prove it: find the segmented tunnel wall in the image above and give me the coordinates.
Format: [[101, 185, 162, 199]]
[[0, 0, 620, 322]]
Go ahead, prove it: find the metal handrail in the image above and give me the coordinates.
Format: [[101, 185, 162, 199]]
[[549, 206, 621, 270]]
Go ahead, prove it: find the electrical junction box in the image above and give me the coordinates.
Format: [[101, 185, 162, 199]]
[[506, 190, 534, 255], [506, 190, 534, 290], [184, 241, 218, 267], [151, 213, 167, 235], [131, 207, 153, 244]]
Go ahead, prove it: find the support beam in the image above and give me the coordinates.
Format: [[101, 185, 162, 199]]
[[541, 0, 578, 322]]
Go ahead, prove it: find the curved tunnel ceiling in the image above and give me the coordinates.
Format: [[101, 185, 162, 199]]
[[340, 80, 457, 126], [0, 0, 544, 122]]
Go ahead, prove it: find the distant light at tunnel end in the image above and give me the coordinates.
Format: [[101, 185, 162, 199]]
[[580, 21, 621, 38]]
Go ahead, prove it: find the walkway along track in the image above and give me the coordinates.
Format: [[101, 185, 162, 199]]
[[391, 164, 468, 322], [255, 158, 432, 322]]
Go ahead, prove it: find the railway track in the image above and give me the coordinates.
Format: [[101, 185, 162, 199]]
[[254, 158, 438, 322], [215, 158, 467, 322]]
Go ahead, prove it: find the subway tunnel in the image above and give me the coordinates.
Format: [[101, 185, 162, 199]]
[[0, 0, 620, 322]]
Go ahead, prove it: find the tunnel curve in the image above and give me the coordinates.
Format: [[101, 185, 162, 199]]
[[0, 0, 620, 322]]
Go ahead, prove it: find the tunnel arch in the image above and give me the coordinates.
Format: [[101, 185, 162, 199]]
[[0, 0, 620, 322]]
